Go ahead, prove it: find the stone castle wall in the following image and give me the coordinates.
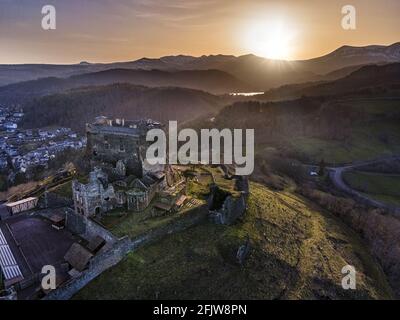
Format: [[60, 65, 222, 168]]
[[65, 209, 117, 244], [208, 173, 249, 225], [210, 194, 247, 225], [86, 123, 144, 177], [43, 204, 209, 300]]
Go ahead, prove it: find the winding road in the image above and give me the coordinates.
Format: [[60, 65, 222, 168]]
[[328, 155, 400, 214]]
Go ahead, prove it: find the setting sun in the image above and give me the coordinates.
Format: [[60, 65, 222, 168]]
[[243, 20, 295, 60]]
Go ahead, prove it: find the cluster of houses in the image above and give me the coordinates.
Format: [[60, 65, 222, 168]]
[[0, 105, 24, 133], [0, 105, 85, 177], [11, 138, 85, 173]]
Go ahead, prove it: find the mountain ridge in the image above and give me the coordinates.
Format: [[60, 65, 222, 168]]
[[1, 42, 399, 89], [261, 62, 400, 100]]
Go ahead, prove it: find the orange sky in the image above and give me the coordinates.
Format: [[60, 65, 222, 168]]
[[0, 0, 399, 64]]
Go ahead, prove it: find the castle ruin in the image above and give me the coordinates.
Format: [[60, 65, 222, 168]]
[[73, 116, 183, 218]]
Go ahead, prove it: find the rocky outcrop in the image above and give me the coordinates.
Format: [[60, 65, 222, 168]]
[[236, 236, 251, 265]]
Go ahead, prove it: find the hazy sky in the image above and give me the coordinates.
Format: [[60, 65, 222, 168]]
[[0, 0, 399, 64]]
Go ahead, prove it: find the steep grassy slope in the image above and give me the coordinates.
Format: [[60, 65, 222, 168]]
[[74, 182, 392, 300]]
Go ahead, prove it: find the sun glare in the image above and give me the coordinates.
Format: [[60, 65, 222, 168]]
[[243, 20, 295, 60]]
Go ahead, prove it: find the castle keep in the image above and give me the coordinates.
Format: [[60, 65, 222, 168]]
[[73, 117, 182, 218], [86, 116, 163, 177]]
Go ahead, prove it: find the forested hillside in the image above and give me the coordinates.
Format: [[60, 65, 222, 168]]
[[21, 84, 226, 132], [208, 97, 400, 164], [0, 68, 249, 105]]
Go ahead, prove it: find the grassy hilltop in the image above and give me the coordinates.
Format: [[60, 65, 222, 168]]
[[75, 182, 393, 300]]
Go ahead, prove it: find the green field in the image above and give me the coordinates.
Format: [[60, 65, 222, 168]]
[[99, 206, 187, 239], [284, 99, 400, 164], [75, 182, 393, 300], [288, 120, 400, 164], [343, 170, 400, 206]]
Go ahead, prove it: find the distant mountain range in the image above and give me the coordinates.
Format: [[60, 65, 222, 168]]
[[299, 42, 400, 74], [18, 62, 400, 134], [1, 42, 399, 91]]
